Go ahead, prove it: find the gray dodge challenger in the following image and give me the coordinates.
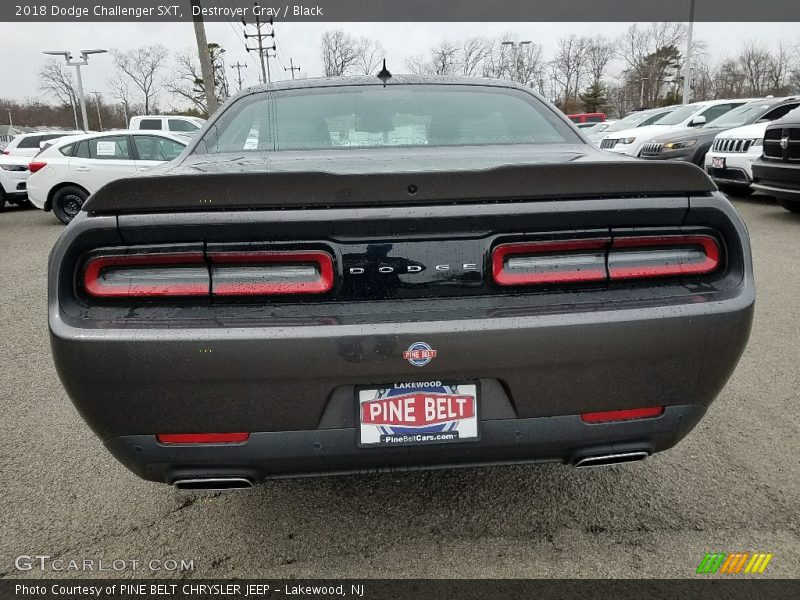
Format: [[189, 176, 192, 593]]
[[48, 75, 754, 489]]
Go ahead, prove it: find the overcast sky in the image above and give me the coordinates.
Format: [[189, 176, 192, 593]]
[[0, 21, 797, 109]]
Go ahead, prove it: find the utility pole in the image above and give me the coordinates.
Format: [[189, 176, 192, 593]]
[[639, 77, 649, 107], [121, 102, 129, 128], [6, 108, 13, 131], [43, 49, 107, 131], [190, 0, 218, 115], [285, 58, 300, 80], [683, 0, 696, 105], [91, 91, 103, 131], [244, 5, 275, 84], [231, 61, 247, 91]]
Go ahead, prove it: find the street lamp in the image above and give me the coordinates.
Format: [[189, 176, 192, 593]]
[[500, 40, 532, 79], [639, 77, 650, 107], [43, 49, 107, 132]]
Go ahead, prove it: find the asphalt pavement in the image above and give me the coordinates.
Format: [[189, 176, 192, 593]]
[[0, 196, 797, 579]]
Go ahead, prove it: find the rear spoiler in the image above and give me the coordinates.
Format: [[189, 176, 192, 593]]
[[83, 161, 717, 214]]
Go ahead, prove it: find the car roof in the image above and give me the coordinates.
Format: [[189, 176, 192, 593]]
[[47, 130, 188, 146], [231, 74, 542, 102]]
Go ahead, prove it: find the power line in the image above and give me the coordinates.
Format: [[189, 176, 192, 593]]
[[216, 0, 258, 81], [285, 58, 300, 80], [231, 61, 247, 90], [243, 2, 276, 83]]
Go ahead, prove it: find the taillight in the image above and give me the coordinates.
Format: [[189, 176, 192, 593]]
[[581, 406, 664, 423], [28, 161, 47, 173], [492, 238, 609, 286], [607, 235, 720, 280], [80, 248, 335, 299], [1, 149, 9, 155], [156, 432, 249, 444], [82, 252, 209, 298], [491, 233, 721, 287], [207, 250, 334, 296]]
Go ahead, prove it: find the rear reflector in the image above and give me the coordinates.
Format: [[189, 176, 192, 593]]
[[28, 161, 47, 173], [608, 235, 720, 280], [581, 406, 664, 423], [492, 238, 609, 286], [208, 250, 334, 296], [83, 252, 208, 297], [156, 432, 250, 444]]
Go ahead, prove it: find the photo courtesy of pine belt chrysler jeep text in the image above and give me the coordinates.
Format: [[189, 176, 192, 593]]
[[48, 75, 755, 489]]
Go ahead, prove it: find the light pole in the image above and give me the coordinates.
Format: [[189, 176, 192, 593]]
[[683, 0, 696, 105], [5, 108, 12, 131], [500, 40, 532, 80], [43, 49, 107, 131], [639, 77, 650, 107], [91, 91, 103, 131]]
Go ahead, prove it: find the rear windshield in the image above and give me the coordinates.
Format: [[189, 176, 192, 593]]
[[197, 84, 578, 153]]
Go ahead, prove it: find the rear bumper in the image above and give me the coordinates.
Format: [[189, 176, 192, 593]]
[[106, 404, 706, 484]]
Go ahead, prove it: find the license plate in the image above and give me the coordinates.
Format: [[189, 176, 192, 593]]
[[357, 381, 480, 447], [712, 157, 725, 169]]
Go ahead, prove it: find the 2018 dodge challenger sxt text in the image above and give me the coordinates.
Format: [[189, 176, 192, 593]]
[[48, 76, 754, 489]]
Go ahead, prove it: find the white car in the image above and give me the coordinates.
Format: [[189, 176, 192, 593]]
[[585, 107, 677, 144], [0, 155, 31, 207], [129, 115, 205, 134], [27, 130, 188, 224], [599, 99, 756, 157], [2, 131, 84, 158]]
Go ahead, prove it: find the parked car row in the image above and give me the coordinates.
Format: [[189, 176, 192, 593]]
[[592, 97, 800, 213]]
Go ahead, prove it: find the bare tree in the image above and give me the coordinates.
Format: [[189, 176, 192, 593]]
[[321, 29, 363, 76], [428, 41, 460, 75], [506, 42, 545, 87], [165, 45, 229, 116], [110, 44, 169, 115], [38, 59, 78, 108], [355, 38, 385, 75], [586, 35, 615, 87], [404, 54, 431, 75], [551, 34, 591, 102], [617, 23, 687, 106], [459, 37, 491, 76]]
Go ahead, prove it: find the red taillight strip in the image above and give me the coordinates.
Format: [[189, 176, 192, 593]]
[[28, 161, 47, 173], [83, 252, 208, 298], [581, 406, 664, 423], [156, 432, 250, 444], [208, 250, 334, 296], [492, 238, 609, 286], [608, 235, 720, 280]]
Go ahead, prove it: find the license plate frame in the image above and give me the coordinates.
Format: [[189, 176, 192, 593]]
[[356, 380, 481, 448]]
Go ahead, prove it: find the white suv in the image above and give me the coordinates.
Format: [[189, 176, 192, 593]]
[[129, 115, 205, 134], [27, 130, 188, 223], [600, 99, 755, 157], [2, 131, 83, 158]]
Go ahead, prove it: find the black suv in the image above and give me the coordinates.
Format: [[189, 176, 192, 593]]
[[752, 107, 800, 213]]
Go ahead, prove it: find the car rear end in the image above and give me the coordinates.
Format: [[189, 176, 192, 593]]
[[47, 79, 755, 488], [0, 156, 30, 203]]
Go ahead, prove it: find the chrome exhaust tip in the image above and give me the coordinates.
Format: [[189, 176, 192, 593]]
[[574, 451, 649, 468], [173, 477, 254, 491]]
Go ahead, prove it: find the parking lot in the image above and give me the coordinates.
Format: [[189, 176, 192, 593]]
[[0, 195, 797, 579]]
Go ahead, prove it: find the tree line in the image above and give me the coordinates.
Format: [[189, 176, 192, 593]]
[[320, 24, 800, 117], [5, 24, 800, 130]]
